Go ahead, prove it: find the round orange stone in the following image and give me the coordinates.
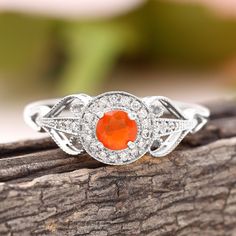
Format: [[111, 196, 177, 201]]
[[96, 110, 138, 150]]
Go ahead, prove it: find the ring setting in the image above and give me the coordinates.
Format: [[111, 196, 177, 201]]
[[24, 91, 210, 165], [79, 92, 153, 164]]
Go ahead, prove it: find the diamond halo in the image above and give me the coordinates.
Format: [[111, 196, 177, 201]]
[[79, 91, 154, 165]]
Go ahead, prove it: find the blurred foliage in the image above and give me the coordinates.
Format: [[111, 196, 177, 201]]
[[0, 0, 236, 95], [60, 22, 138, 93], [0, 14, 54, 90]]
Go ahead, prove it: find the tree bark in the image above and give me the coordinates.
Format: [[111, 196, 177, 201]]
[[1, 99, 236, 235]]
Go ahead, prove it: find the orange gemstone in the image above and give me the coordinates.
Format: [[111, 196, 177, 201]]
[[96, 110, 138, 150]]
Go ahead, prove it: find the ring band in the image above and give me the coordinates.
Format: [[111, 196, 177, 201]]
[[24, 91, 210, 165]]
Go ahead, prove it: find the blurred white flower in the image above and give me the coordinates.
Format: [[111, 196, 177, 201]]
[[0, 0, 145, 19]]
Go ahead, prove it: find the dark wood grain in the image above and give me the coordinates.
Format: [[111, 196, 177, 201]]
[[1, 99, 236, 236]]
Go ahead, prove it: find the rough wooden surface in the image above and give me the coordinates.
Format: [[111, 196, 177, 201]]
[[1, 99, 236, 235]]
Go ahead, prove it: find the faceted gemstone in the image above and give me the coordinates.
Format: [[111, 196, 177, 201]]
[[96, 110, 138, 150], [131, 101, 141, 111], [139, 109, 148, 118], [70, 102, 84, 116]]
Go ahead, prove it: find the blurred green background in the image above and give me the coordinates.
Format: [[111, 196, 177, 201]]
[[1, 0, 236, 96], [1, 0, 236, 142]]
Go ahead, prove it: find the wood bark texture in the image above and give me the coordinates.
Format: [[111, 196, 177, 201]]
[[1, 99, 236, 236]]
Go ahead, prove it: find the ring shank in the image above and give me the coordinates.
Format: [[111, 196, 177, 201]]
[[174, 101, 210, 118]]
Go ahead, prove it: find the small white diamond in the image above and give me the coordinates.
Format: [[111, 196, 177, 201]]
[[138, 139, 145, 148], [53, 120, 58, 126], [131, 149, 138, 156], [120, 96, 130, 106], [71, 122, 80, 133], [64, 120, 72, 130], [97, 142, 104, 149], [109, 94, 120, 105], [139, 148, 146, 155], [169, 122, 176, 130], [100, 152, 106, 159], [99, 97, 108, 104], [70, 102, 83, 116], [57, 120, 66, 129], [142, 129, 149, 139], [97, 112, 104, 118], [90, 104, 101, 113], [119, 152, 127, 161], [45, 120, 56, 128], [131, 101, 141, 111], [150, 104, 164, 116], [128, 141, 135, 149], [139, 109, 148, 119], [90, 143, 97, 152], [110, 154, 117, 160], [84, 134, 91, 142], [98, 102, 106, 110], [84, 113, 94, 122], [128, 112, 136, 120], [142, 120, 149, 129], [83, 125, 91, 134]]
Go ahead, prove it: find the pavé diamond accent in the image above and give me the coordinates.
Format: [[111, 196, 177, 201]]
[[70, 102, 84, 116], [139, 109, 148, 119], [38, 117, 80, 135], [154, 118, 196, 137], [131, 101, 141, 111]]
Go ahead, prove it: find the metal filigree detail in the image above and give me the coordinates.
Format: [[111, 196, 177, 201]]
[[34, 94, 91, 155], [144, 96, 207, 157]]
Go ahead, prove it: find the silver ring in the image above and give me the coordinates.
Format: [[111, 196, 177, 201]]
[[24, 91, 210, 165]]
